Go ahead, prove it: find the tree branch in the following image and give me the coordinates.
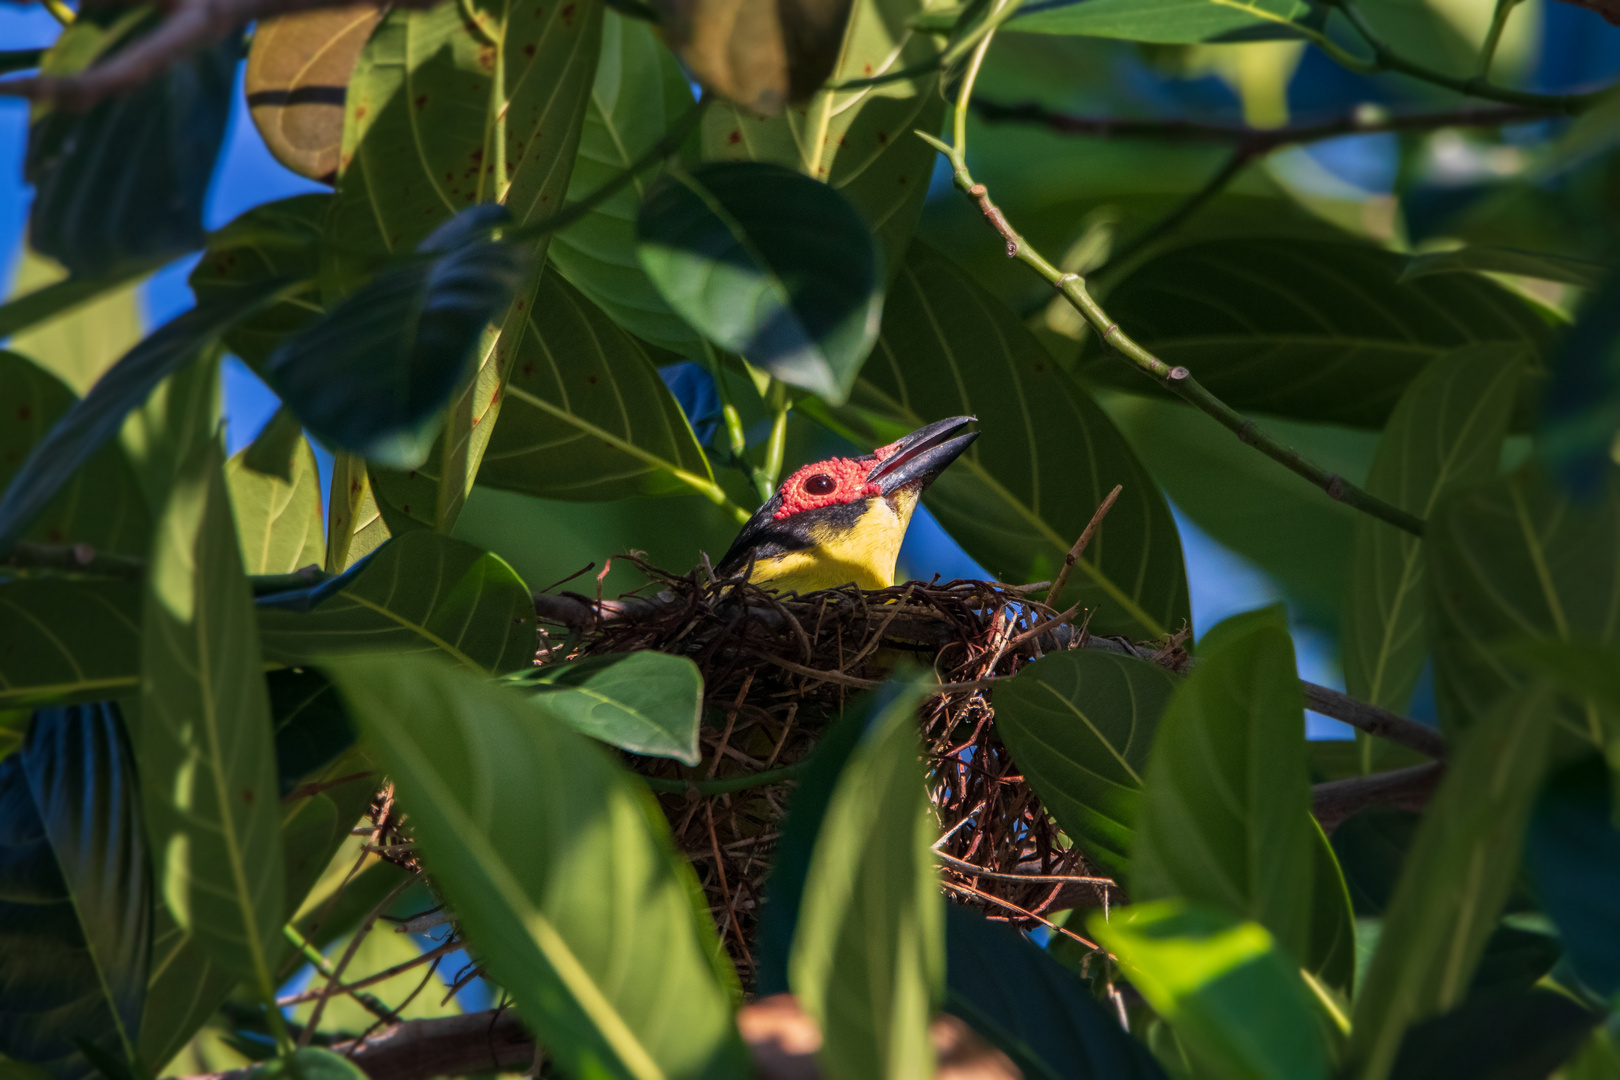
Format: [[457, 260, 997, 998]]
[[1312, 761, 1444, 832]]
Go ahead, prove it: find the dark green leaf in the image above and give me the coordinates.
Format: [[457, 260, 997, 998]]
[[1402, 247, 1611, 289], [1346, 686, 1556, 1080], [1132, 607, 1316, 967], [1007, 0, 1323, 42], [943, 904, 1168, 1080], [26, 20, 235, 274], [189, 196, 327, 372], [1539, 276, 1620, 499], [1525, 754, 1620, 997], [268, 669, 358, 799], [1076, 239, 1550, 428], [549, 13, 704, 355], [819, 241, 1188, 637], [1306, 822, 1357, 997], [1088, 901, 1332, 1080], [1427, 466, 1620, 735], [1343, 345, 1523, 712], [514, 652, 704, 765], [788, 676, 942, 1080], [1330, 807, 1419, 918], [0, 704, 150, 1080], [0, 579, 142, 710], [257, 531, 537, 675], [137, 439, 284, 985], [268, 206, 529, 469], [326, 653, 748, 1080], [253, 1048, 369, 1080], [0, 280, 294, 553], [637, 161, 882, 403], [0, 350, 149, 556], [1561, 1027, 1620, 1080], [1388, 990, 1600, 1080], [226, 434, 325, 575], [992, 650, 1178, 881], [701, 0, 945, 284]]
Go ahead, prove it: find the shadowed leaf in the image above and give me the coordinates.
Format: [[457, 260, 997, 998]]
[[0, 579, 142, 710]]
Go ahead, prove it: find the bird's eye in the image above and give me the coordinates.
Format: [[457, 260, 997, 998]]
[[803, 473, 837, 496]]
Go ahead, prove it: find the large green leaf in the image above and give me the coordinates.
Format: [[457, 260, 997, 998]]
[[26, 17, 235, 274], [512, 652, 705, 766], [701, 0, 946, 283], [1345, 685, 1555, 1080], [637, 162, 883, 403], [0, 704, 150, 1080], [0, 261, 154, 354], [473, 270, 719, 502], [1076, 239, 1550, 428], [549, 13, 703, 355], [1131, 607, 1314, 967], [226, 434, 324, 575], [0, 350, 149, 556], [0, 280, 293, 553], [1402, 246, 1611, 289], [1525, 754, 1620, 997], [991, 649, 1178, 882], [188, 196, 327, 372], [1007, 0, 1321, 41], [269, 206, 529, 469], [789, 678, 943, 1080], [137, 438, 284, 990], [943, 904, 1168, 1080], [326, 653, 747, 1080], [1342, 345, 1523, 713], [0, 579, 142, 709], [1427, 466, 1620, 736], [1089, 901, 1331, 1080], [824, 242, 1188, 638], [1386, 989, 1599, 1080], [257, 531, 537, 675], [6, 246, 144, 397], [1541, 275, 1620, 499]]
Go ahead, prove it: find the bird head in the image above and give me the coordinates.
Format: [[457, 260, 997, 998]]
[[715, 416, 979, 594]]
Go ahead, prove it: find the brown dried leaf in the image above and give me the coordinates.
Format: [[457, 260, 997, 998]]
[[655, 0, 852, 114]]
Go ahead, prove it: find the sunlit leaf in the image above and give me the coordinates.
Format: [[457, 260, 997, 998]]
[[137, 438, 284, 985], [0, 704, 149, 1080], [514, 652, 705, 765], [6, 245, 144, 396], [1401, 246, 1610, 289], [226, 433, 324, 575], [327, 653, 748, 1080], [1342, 344, 1523, 713], [637, 162, 883, 403], [325, 451, 388, 574], [1007, 0, 1323, 41]]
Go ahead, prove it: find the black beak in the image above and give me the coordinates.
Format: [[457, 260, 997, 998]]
[[866, 416, 978, 496]]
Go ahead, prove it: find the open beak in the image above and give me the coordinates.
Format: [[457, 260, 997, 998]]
[[867, 416, 979, 496]]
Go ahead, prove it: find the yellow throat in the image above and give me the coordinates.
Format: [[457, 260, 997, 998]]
[[747, 490, 920, 594]]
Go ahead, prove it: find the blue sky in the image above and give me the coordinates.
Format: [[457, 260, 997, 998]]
[[0, 6, 1387, 735]]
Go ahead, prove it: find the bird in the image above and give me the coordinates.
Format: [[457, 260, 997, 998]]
[[714, 416, 979, 594]]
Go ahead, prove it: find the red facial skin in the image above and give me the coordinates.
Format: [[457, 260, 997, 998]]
[[771, 440, 903, 521]]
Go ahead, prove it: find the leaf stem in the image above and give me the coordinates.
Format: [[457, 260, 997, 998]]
[[916, 32, 1428, 539], [1476, 0, 1522, 81], [39, 0, 72, 24], [639, 759, 809, 796]]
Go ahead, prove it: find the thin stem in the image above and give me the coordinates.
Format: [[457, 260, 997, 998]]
[[640, 760, 809, 796], [757, 381, 790, 501], [915, 33, 1428, 539], [1476, 0, 1521, 80], [39, 0, 73, 24]]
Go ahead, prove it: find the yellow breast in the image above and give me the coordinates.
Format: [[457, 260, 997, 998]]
[[748, 492, 919, 594]]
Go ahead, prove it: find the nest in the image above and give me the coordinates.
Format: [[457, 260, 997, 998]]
[[534, 558, 1189, 986]]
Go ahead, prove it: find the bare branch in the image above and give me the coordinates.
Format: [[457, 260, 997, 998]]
[[1312, 762, 1445, 832]]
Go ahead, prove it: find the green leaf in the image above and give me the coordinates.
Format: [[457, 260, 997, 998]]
[[6, 245, 144, 397], [1305, 820, 1357, 997], [1007, 0, 1322, 42], [268, 206, 529, 469], [0, 279, 294, 553], [189, 196, 327, 372], [0, 262, 156, 347], [0, 704, 150, 1080], [1387, 989, 1599, 1080], [1076, 239, 1551, 428], [1342, 344, 1523, 713], [1345, 685, 1556, 1080], [942, 904, 1168, 1080], [1131, 607, 1315, 967], [823, 241, 1188, 637], [253, 1048, 370, 1080], [788, 676, 942, 1080], [26, 19, 235, 274], [269, 669, 359, 798], [991, 650, 1178, 882], [514, 652, 704, 766], [0, 579, 142, 709], [1401, 246, 1611, 289], [474, 270, 722, 503], [701, 0, 945, 283], [1562, 1027, 1620, 1080], [0, 350, 150, 556], [637, 162, 883, 403], [257, 531, 537, 674], [1427, 466, 1620, 736], [1089, 901, 1332, 1080], [549, 13, 704, 355], [327, 653, 747, 1080], [226, 434, 325, 575], [1525, 754, 1620, 997], [324, 452, 388, 574], [137, 438, 284, 986], [1540, 276, 1620, 499]]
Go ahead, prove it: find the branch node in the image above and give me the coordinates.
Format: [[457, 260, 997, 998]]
[[1237, 419, 1258, 445], [1326, 474, 1348, 500], [1166, 365, 1189, 382]]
